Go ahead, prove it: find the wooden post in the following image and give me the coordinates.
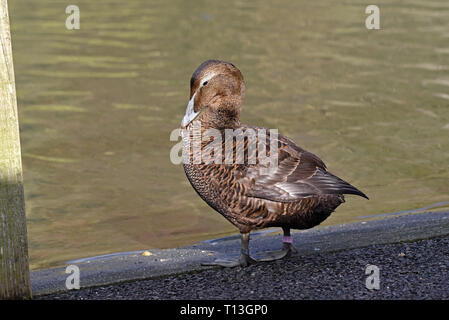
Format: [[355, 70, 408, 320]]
[[0, 0, 31, 299]]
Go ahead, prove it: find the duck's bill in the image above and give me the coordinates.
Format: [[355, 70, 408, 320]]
[[181, 92, 200, 128]]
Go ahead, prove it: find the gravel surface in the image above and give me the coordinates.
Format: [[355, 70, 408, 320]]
[[36, 235, 449, 300]]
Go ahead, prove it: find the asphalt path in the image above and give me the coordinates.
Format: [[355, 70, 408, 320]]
[[32, 210, 449, 300]]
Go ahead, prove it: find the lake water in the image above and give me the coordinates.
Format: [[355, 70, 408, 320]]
[[8, 0, 449, 269]]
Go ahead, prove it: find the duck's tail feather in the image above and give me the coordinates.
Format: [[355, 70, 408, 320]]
[[311, 170, 369, 200]]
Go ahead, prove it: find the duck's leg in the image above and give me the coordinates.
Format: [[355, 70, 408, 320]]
[[202, 232, 258, 268], [280, 227, 298, 255], [238, 232, 258, 266], [257, 227, 297, 261]]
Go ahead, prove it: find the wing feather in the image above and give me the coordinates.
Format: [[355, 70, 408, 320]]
[[239, 131, 368, 202]]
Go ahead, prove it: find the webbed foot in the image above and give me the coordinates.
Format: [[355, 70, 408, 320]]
[[256, 242, 297, 261], [202, 252, 257, 268]]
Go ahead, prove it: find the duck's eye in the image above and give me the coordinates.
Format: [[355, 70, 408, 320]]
[[202, 81, 208, 86]]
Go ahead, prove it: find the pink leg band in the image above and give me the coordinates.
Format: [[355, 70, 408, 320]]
[[283, 235, 293, 244]]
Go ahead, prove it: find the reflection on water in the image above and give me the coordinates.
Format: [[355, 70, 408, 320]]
[[9, 0, 449, 269]]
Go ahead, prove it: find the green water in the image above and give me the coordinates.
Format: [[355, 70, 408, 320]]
[[8, 0, 449, 269]]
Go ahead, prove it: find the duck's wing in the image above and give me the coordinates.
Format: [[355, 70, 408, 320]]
[[240, 134, 368, 202]]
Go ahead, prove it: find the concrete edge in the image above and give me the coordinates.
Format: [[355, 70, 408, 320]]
[[31, 210, 449, 297]]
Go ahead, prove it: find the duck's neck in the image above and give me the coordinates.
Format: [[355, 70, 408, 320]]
[[200, 102, 241, 130], [201, 119, 240, 131]]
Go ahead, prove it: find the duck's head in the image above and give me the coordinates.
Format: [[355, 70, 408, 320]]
[[181, 60, 245, 129]]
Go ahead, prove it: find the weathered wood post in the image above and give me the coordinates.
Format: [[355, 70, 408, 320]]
[[0, 0, 32, 299]]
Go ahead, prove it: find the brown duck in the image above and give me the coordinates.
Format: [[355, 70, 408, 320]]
[[181, 60, 368, 267]]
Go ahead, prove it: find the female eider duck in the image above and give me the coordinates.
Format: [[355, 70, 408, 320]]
[[181, 60, 368, 267]]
